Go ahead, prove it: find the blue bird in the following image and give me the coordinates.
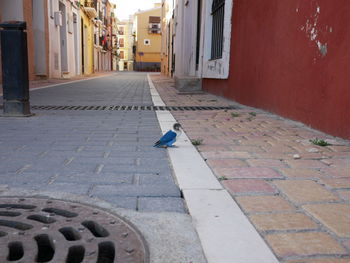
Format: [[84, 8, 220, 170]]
[[154, 123, 182, 148]]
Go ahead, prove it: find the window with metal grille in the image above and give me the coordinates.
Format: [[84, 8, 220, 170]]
[[211, 0, 225, 60]]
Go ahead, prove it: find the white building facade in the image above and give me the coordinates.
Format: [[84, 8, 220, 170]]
[[161, 0, 234, 90], [48, 0, 81, 78]]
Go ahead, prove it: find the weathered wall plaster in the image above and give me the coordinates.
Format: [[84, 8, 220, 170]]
[[203, 0, 350, 139]]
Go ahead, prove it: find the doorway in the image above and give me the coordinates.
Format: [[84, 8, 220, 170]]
[[81, 18, 85, 74], [59, 2, 68, 72]]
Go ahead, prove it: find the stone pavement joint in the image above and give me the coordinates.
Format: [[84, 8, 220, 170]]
[[151, 73, 350, 262]]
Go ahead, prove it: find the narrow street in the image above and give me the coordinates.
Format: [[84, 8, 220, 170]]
[[1, 0, 349, 262], [0, 73, 206, 263], [0, 73, 184, 212]]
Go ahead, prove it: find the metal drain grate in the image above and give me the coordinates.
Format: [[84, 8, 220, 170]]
[[26, 105, 238, 111], [0, 198, 148, 263]]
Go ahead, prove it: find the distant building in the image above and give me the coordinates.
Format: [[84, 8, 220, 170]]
[[117, 19, 134, 71], [92, 0, 115, 73], [0, 0, 117, 86], [133, 4, 162, 71]]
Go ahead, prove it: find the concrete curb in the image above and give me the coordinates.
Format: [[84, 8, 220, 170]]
[[149, 74, 280, 263]]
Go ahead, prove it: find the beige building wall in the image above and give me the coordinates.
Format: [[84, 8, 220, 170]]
[[133, 5, 161, 71], [161, 0, 175, 76], [117, 19, 134, 71], [0, 0, 49, 83]]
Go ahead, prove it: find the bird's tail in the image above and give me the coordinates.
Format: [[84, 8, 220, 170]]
[[153, 140, 161, 147]]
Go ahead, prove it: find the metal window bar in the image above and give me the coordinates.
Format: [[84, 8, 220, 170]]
[[211, 0, 225, 60]]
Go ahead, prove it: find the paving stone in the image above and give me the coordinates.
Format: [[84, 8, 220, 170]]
[[278, 168, 326, 179], [102, 163, 171, 174], [284, 257, 350, 263], [206, 159, 248, 168], [96, 196, 138, 210], [249, 213, 318, 231], [69, 157, 136, 165], [322, 168, 350, 178], [40, 183, 90, 195], [54, 173, 134, 185], [338, 190, 350, 201], [320, 178, 350, 189], [214, 167, 283, 179], [92, 184, 181, 197], [61, 162, 100, 173], [138, 197, 186, 213], [343, 240, 350, 251], [266, 232, 347, 258], [235, 195, 295, 213], [273, 180, 339, 204], [201, 151, 252, 159], [303, 204, 350, 238], [196, 145, 232, 152], [285, 160, 328, 169], [223, 179, 277, 195], [137, 174, 175, 185], [247, 159, 288, 168]]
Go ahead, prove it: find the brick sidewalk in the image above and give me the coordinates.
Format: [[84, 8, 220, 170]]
[[151, 74, 350, 263]]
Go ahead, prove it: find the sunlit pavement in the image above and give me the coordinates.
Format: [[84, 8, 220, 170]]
[[151, 74, 350, 263]]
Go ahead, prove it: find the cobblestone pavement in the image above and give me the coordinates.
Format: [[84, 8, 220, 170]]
[[151, 74, 350, 263], [0, 73, 185, 213]]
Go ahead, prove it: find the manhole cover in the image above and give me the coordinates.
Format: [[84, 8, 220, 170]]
[[0, 198, 149, 263]]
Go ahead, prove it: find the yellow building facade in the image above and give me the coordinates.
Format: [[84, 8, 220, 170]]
[[80, 1, 95, 75], [133, 5, 161, 71]]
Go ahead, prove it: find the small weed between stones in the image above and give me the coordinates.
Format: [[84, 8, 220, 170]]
[[231, 112, 240, 118], [249, 112, 257, 116], [310, 138, 331, 147], [191, 138, 204, 146]]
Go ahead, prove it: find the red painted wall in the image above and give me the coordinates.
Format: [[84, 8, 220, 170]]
[[203, 0, 350, 139]]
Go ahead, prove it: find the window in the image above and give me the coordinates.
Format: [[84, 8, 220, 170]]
[[148, 16, 161, 34], [119, 38, 124, 48], [119, 51, 124, 59], [211, 0, 225, 59], [118, 26, 124, 35], [144, 39, 151, 45]]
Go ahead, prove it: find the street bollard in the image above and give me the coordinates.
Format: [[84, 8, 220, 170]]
[[0, 21, 32, 116]]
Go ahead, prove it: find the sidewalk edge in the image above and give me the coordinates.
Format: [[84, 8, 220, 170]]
[[149, 75, 280, 263]]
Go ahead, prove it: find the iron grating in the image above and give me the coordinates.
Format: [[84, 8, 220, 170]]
[[23, 105, 238, 111], [0, 197, 149, 263]]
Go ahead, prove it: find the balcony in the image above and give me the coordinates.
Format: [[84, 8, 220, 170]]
[[84, 1, 97, 19]]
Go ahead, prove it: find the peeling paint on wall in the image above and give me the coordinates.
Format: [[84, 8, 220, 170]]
[[300, 2, 332, 60], [317, 41, 327, 57]]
